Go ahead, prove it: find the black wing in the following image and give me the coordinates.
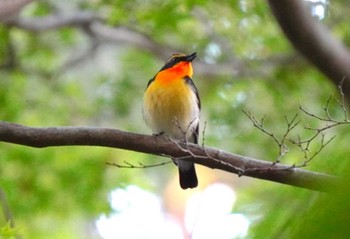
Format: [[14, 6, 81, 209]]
[[184, 76, 200, 144], [145, 77, 154, 90], [184, 76, 201, 110]]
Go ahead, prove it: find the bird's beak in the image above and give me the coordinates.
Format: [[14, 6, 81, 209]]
[[184, 52, 197, 62]]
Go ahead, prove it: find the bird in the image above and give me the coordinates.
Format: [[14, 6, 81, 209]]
[[143, 52, 200, 189]]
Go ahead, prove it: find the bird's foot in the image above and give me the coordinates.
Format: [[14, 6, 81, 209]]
[[153, 132, 165, 136]]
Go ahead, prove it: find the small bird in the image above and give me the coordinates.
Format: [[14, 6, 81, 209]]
[[143, 52, 200, 189]]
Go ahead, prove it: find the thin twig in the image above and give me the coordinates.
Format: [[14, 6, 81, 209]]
[[244, 86, 350, 167], [0, 188, 22, 239], [171, 136, 245, 175], [106, 160, 172, 169], [337, 77, 348, 121], [201, 121, 207, 147], [243, 110, 301, 163]]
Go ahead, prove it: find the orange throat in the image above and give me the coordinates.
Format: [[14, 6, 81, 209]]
[[156, 61, 193, 84]]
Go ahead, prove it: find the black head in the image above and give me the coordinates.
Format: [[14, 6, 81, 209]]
[[159, 52, 197, 72]]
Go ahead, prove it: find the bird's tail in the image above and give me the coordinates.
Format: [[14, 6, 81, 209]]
[[178, 160, 198, 189]]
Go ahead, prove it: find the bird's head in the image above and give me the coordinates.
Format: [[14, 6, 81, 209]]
[[158, 52, 197, 78]]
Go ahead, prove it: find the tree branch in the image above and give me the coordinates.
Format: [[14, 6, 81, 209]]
[[4, 11, 99, 30], [3, 11, 298, 79], [0, 121, 338, 192], [0, 0, 32, 21], [5, 13, 239, 77], [268, 0, 350, 102]]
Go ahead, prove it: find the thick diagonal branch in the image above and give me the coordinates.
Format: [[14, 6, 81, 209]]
[[268, 0, 350, 102], [0, 121, 338, 192]]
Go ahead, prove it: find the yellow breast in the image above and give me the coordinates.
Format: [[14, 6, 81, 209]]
[[143, 77, 199, 140]]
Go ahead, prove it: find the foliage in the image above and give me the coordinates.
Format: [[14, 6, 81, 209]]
[[0, 222, 20, 239]]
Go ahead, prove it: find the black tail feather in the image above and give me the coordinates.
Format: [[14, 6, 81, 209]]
[[179, 163, 198, 189]]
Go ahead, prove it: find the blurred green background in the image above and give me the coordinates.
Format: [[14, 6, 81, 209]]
[[0, 0, 349, 238]]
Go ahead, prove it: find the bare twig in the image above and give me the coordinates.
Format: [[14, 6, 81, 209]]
[[0, 187, 22, 239], [243, 110, 300, 163], [201, 121, 207, 147], [244, 87, 350, 168], [171, 136, 245, 176], [337, 77, 348, 120], [293, 91, 349, 166], [0, 188, 14, 227], [301, 134, 335, 167], [299, 87, 349, 143], [106, 160, 172, 169]]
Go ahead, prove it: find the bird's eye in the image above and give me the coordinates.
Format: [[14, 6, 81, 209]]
[[170, 57, 177, 62]]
